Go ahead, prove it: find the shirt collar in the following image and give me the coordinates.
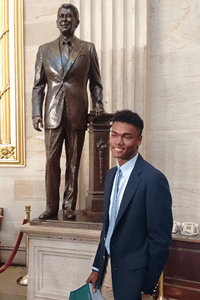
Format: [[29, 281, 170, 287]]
[[117, 153, 139, 176], [59, 35, 76, 47]]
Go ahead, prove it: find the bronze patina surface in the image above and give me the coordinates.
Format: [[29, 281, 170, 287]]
[[31, 4, 104, 220]]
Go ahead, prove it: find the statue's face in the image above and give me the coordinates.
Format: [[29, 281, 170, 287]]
[[57, 8, 79, 36]]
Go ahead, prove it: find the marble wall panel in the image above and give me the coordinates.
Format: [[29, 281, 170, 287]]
[[149, 50, 200, 131], [14, 180, 45, 202], [171, 181, 200, 224], [150, 1, 200, 55], [147, 125, 200, 222], [0, 179, 14, 202], [147, 130, 200, 184], [149, 0, 200, 223]]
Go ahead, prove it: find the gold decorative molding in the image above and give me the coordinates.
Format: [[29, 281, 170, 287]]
[[0, 25, 9, 39], [0, 0, 10, 145], [0, 0, 25, 166], [0, 82, 10, 98], [0, 146, 15, 159]]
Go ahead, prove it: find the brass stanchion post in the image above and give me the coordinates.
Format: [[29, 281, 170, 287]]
[[158, 272, 169, 300], [17, 205, 31, 286]]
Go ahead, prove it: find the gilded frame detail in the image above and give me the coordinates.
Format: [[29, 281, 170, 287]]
[[0, 0, 25, 166]]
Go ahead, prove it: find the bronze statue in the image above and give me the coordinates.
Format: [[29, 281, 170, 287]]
[[32, 3, 104, 220]]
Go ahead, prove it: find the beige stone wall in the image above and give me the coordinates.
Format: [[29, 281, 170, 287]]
[[1, 0, 200, 264], [148, 0, 200, 224]]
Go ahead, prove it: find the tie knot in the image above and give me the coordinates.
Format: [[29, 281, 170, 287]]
[[117, 168, 122, 178], [67, 41, 72, 47]]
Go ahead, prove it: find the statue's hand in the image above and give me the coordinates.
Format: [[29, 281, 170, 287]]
[[32, 116, 43, 132], [94, 107, 104, 117]]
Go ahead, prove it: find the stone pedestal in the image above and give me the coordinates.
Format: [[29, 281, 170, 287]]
[[85, 112, 113, 218], [20, 217, 102, 300]]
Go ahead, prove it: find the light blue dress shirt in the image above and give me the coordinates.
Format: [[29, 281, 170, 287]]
[[109, 153, 139, 220]]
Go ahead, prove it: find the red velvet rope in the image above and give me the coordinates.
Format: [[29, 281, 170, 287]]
[[0, 218, 28, 274]]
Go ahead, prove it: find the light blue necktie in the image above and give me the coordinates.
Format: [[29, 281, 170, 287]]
[[105, 168, 122, 254]]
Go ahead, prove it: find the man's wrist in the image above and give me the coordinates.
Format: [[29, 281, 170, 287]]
[[92, 267, 99, 272]]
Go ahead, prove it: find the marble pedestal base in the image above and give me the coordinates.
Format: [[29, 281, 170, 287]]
[[20, 216, 102, 300]]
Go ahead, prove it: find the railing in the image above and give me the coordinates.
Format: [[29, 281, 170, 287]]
[[0, 206, 30, 274]]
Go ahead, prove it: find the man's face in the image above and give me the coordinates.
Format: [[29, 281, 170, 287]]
[[109, 121, 142, 166], [57, 8, 79, 36]]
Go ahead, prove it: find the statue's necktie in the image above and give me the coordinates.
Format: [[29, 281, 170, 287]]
[[105, 168, 122, 255], [61, 41, 72, 74]]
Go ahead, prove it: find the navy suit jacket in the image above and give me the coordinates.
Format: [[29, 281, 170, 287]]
[[93, 154, 173, 298]]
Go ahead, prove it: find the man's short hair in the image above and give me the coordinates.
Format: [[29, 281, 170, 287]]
[[112, 109, 144, 136], [58, 3, 80, 21]]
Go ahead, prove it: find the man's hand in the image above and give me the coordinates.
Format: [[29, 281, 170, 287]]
[[32, 116, 43, 132], [86, 271, 99, 293], [94, 107, 104, 117]]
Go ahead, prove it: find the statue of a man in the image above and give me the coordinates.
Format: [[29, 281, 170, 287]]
[[32, 3, 104, 220]]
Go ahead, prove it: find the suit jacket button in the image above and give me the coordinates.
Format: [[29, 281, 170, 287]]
[[103, 256, 105, 259]]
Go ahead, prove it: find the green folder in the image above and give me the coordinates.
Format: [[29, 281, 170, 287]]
[[69, 283, 92, 300], [69, 283, 105, 300]]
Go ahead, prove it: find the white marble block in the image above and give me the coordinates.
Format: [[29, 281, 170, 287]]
[[20, 224, 101, 300]]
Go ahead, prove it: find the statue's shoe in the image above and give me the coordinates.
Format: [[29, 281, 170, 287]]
[[39, 210, 58, 220], [63, 209, 76, 220]]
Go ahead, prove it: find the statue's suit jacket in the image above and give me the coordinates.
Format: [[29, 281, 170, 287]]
[[93, 154, 173, 299], [32, 36, 103, 130]]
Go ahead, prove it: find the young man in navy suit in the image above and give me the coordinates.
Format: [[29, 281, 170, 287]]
[[87, 110, 173, 300]]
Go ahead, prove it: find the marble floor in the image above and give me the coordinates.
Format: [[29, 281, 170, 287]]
[[0, 266, 27, 300]]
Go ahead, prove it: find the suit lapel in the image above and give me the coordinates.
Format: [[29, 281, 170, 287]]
[[63, 37, 84, 77], [115, 154, 143, 228], [45, 37, 84, 77], [49, 38, 63, 75], [104, 167, 117, 231]]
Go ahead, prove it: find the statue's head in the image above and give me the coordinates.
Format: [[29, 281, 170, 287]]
[[57, 4, 80, 36]]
